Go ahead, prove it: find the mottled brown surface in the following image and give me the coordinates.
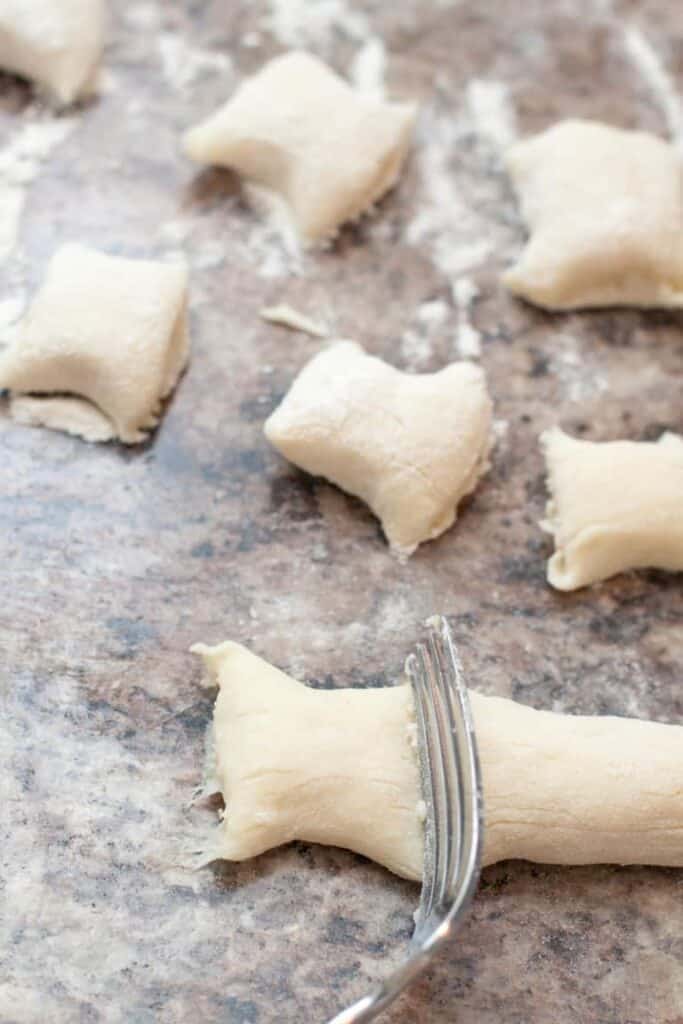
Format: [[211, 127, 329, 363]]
[[1, 2, 683, 1022]]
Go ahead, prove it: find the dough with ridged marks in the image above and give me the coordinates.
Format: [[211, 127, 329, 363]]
[[0, 244, 189, 445], [183, 51, 417, 244], [0, 0, 105, 104], [503, 120, 683, 310], [264, 340, 493, 555], [193, 642, 683, 879], [541, 427, 683, 589]]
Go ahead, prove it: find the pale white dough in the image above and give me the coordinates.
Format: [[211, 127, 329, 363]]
[[0, 244, 189, 445], [183, 51, 417, 243], [503, 119, 683, 310], [0, 0, 105, 104], [542, 428, 683, 590], [193, 642, 683, 880], [264, 341, 493, 555]]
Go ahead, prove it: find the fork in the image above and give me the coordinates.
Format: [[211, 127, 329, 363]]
[[326, 615, 484, 1024]]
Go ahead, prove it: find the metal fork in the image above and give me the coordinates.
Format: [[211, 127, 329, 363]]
[[326, 615, 484, 1024]]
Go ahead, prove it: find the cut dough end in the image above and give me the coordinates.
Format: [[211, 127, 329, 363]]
[[264, 340, 493, 553], [504, 119, 683, 310], [541, 427, 683, 589], [0, 244, 190, 445], [182, 51, 417, 244]]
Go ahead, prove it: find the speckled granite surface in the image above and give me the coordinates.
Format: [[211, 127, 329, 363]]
[[1, 2, 683, 1022]]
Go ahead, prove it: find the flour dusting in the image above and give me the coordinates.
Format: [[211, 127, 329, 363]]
[[350, 36, 386, 98], [452, 276, 482, 358], [552, 335, 609, 403], [0, 118, 75, 266], [466, 79, 517, 150], [264, 0, 369, 49], [624, 27, 683, 148], [401, 298, 449, 368], [158, 33, 232, 91]]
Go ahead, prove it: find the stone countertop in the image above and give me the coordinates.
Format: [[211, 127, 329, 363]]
[[1, 2, 682, 1022]]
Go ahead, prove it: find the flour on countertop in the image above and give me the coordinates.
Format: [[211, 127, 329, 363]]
[[400, 298, 449, 369], [452, 276, 482, 358], [264, 0, 370, 49], [350, 36, 386, 98], [158, 33, 232, 91], [623, 27, 683, 149], [466, 79, 517, 151], [551, 335, 609, 403], [0, 118, 75, 266]]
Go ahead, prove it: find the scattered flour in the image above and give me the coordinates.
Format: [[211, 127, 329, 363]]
[[158, 33, 232, 91], [264, 0, 369, 49], [623, 27, 683, 149], [551, 335, 609, 403], [0, 118, 75, 266], [350, 36, 386, 98], [400, 298, 449, 369], [452, 276, 482, 358], [124, 2, 161, 30], [466, 79, 517, 151]]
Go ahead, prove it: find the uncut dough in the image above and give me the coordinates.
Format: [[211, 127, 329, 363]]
[[542, 428, 683, 590], [194, 642, 683, 880], [183, 51, 417, 243], [0, 244, 189, 444], [503, 119, 683, 310], [0, 0, 105, 104], [264, 341, 493, 555]]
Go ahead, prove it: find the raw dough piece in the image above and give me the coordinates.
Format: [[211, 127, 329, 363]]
[[0, 244, 189, 444], [260, 304, 328, 338], [194, 642, 683, 880], [0, 0, 105, 104], [542, 428, 683, 590], [264, 341, 493, 555], [503, 119, 683, 310], [183, 51, 417, 244]]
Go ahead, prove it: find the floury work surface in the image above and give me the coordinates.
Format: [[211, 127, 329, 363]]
[[1, 1, 682, 1021]]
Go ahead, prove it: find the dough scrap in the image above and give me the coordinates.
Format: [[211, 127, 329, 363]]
[[193, 642, 683, 880], [542, 427, 683, 590], [260, 304, 328, 338], [264, 341, 493, 555], [0, 244, 190, 445], [503, 119, 683, 310], [183, 51, 417, 244], [0, 0, 105, 104]]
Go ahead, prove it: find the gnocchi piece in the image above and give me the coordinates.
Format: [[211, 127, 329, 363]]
[[541, 427, 683, 590], [264, 341, 493, 555], [193, 641, 683, 879], [0, 244, 189, 445], [0, 0, 105, 104], [183, 51, 417, 244], [503, 120, 683, 310]]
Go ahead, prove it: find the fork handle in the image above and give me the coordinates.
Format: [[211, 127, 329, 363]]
[[472, 692, 683, 867]]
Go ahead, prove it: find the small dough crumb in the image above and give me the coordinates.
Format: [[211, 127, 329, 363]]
[[260, 304, 328, 338], [541, 427, 683, 589], [0, 244, 190, 445], [504, 119, 683, 310], [264, 340, 493, 554], [183, 51, 417, 244], [0, 0, 105, 104]]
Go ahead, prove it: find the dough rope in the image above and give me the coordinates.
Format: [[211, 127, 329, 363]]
[[194, 643, 683, 880]]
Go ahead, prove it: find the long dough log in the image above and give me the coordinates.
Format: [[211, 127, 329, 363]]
[[193, 642, 683, 881]]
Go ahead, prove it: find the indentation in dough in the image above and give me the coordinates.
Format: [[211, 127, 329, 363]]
[[183, 51, 417, 244], [0, 244, 190, 444], [264, 340, 493, 555], [0, 0, 105, 104], [503, 119, 683, 310], [192, 642, 683, 878], [541, 427, 683, 590]]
